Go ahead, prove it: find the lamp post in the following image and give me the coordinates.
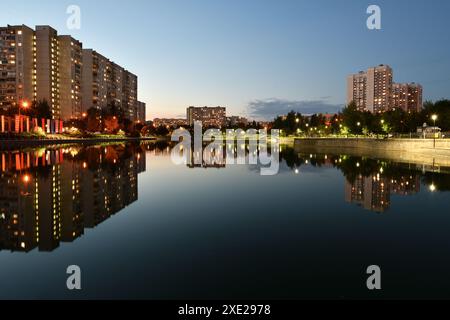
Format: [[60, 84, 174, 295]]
[[431, 114, 438, 148], [19, 101, 29, 133], [357, 121, 361, 138]]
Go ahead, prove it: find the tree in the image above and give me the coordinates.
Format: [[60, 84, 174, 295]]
[[342, 101, 364, 134], [86, 107, 102, 132], [32, 100, 52, 119], [423, 99, 450, 131]]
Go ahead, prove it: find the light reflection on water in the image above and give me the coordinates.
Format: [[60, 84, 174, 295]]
[[0, 142, 450, 299]]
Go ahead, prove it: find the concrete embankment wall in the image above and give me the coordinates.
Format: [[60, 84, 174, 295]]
[[294, 138, 450, 168], [295, 138, 450, 152]]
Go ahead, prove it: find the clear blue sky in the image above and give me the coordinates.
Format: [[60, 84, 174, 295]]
[[2, 0, 450, 120]]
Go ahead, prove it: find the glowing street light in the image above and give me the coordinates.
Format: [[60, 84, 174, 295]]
[[431, 114, 438, 124], [21, 101, 29, 109], [431, 114, 438, 148]]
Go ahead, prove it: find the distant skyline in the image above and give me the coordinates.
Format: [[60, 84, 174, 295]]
[[2, 0, 450, 120]]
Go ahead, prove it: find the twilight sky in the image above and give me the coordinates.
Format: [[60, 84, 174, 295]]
[[2, 0, 450, 120]]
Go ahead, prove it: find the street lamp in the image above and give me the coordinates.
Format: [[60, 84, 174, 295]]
[[18, 100, 29, 133], [19, 100, 29, 117], [431, 114, 438, 148]]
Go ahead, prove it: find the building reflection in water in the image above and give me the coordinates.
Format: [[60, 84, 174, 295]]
[[0, 143, 146, 253], [284, 149, 443, 214], [344, 174, 420, 213]]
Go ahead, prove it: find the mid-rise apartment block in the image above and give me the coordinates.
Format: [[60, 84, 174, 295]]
[[187, 106, 226, 128], [392, 82, 423, 113], [1, 24, 145, 122]]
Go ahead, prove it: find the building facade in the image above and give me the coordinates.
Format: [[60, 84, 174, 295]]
[[59, 36, 82, 120], [153, 118, 187, 128], [346, 71, 367, 111], [347, 64, 393, 113], [81, 49, 140, 121], [0, 25, 35, 111], [392, 82, 423, 112], [35, 26, 60, 119], [1, 24, 144, 122], [347, 64, 422, 113], [137, 101, 146, 123], [187, 106, 226, 128]]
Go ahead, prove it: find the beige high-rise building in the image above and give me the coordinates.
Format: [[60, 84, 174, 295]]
[[58, 36, 82, 120], [35, 26, 60, 119], [0, 25, 35, 110], [347, 64, 393, 113], [392, 82, 423, 112], [347, 65, 423, 114], [346, 71, 367, 111], [366, 64, 393, 113]]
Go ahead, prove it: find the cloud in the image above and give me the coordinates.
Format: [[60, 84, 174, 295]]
[[247, 98, 343, 120]]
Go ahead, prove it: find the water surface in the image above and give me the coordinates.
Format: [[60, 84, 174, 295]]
[[1, 142, 450, 299]]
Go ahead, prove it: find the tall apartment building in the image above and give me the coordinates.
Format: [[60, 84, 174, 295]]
[[35, 26, 60, 119], [347, 64, 393, 113], [392, 82, 423, 112], [1, 24, 144, 122], [81, 49, 107, 111], [346, 71, 367, 111], [366, 65, 393, 113], [347, 64, 423, 113], [58, 36, 82, 120], [187, 106, 226, 127], [81, 49, 139, 121], [0, 25, 34, 110]]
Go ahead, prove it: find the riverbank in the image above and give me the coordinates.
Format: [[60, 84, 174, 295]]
[[294, 137, 450, 169], [0, 136, 156, 149]]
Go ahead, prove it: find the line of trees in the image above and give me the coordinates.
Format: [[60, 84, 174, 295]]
[[272, 99, 450, 136], [65, 102, 147, 137], [0, 100, 52, 119]]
